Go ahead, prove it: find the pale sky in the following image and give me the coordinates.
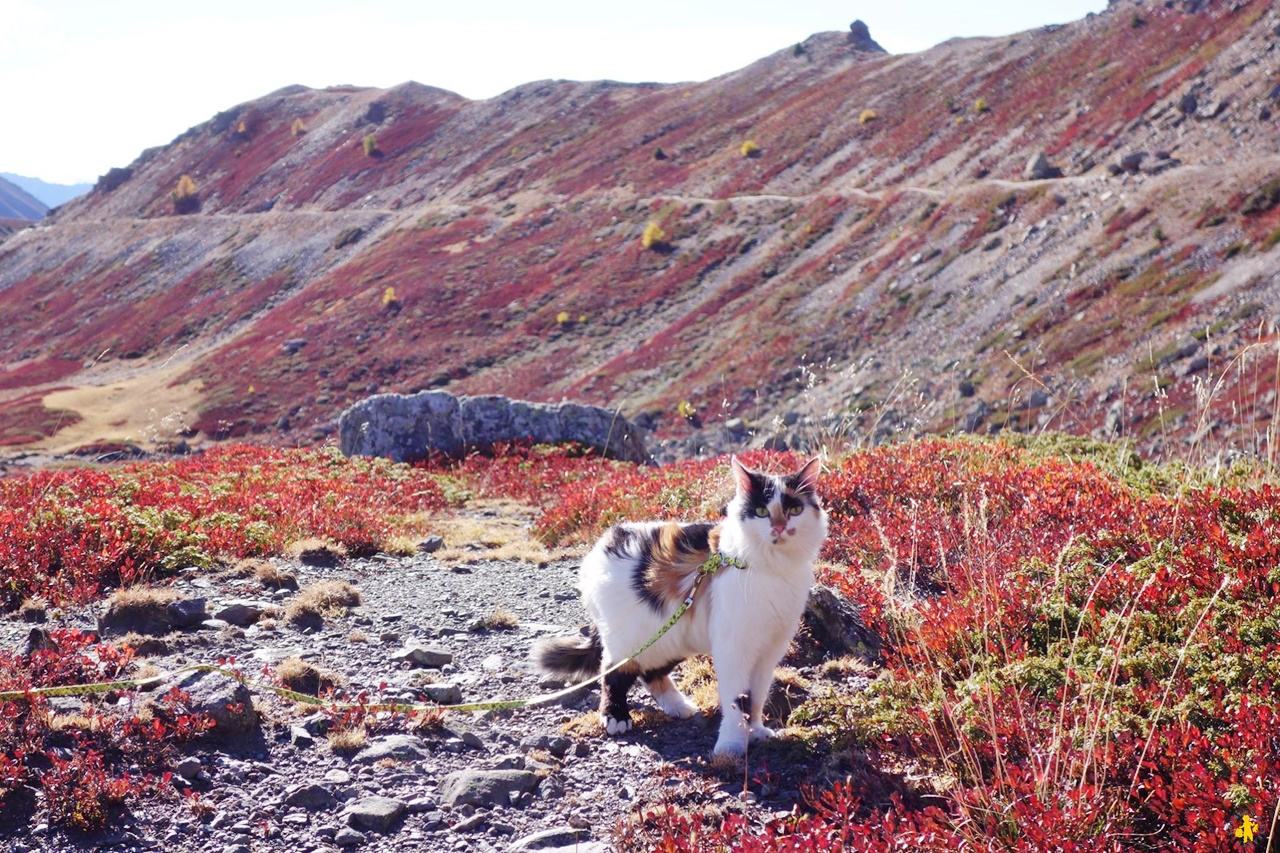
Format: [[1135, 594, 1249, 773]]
[[1, 1, 1106, 185]]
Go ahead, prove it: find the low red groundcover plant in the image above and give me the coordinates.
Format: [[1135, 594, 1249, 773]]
[[0, 445, 446, 610]]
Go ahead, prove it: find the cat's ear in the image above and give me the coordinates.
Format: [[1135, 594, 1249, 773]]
[[793, 456, 822, 494], [730, 455, 754, 495]]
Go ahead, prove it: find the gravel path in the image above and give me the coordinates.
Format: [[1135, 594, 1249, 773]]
[[0, 527, 872, 853]]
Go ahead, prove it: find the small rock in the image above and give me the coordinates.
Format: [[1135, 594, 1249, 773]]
[[344, 796, 407, 833], [214, 600, 268, 626], [508, 827, 591, 852], [284, 784, 337, 810], [333, 827, 366, 847], [422, 683, 463, 704], [392, 644, 453, 669], [159, 671, 259, 739], [452, 812, 488, 833], [324, 768, 352, 785], [439, 770, 540, 808], [419, 536, 445, 553], [174, 757, 202, 780], [289, 726, 314, 748], [167, 598, 208, 629], [353, 734, 430, 764], [1118, 151, 1147, 174], [802, 584, 882, 662], [406, 797, 437, 814]]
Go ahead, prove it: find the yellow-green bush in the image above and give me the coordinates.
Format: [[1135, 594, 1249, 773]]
[[171, 175, 198, 214], [641, 222, 667, 249], [858, 109, 878, 125], [362, 134, 378, 157], [740, 139, 760, 157]]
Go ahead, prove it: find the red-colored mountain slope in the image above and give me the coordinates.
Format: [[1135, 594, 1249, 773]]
[[2, 1, 1278, 461]]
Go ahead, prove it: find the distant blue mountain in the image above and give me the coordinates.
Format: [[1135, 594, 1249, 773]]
[[0, 175, 46, 220], [0, 172, 92, 208]]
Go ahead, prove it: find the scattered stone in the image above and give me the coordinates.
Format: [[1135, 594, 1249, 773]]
[[452, 812, 488, 833], [289, 726, 315, 748], [802, 585, 882, 663], [1118, 151, 1147, 174], [214, 600, 268, 626], [333, 827, 366, 847], [1140, 156, 1181, 175], [422, 682, 463, 704], [344, 796, 407, 833], [324, 768, 352, 785], [520, 735, 572, 759], [393, 644, 453, 668], [174, 757, 202, 780], [419, 535, 445, 553], [439, 770, 541, 808], [284, 784, 337, 810], [1023, 152, 1062, 180], [353, 734, 431, 764], [158, 670, 259, 738], [282, 338, 307, 354], [167, 597, 208, 629]]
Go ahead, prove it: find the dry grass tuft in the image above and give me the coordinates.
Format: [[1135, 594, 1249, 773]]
[[429, 500, 580, 565], [285, 581, 361, 626], [709, 751, 745, 774], [347, 629, 370, 643], [381, 535, 422, 557], [118, 631, 170, 656], [559, 712, 605, 738], [820, 655, 878, 679], [253, 561, 298, 590], [327, 727, 368, 755], [102, 586, 179, 633], [472, 606, 520, 632], [222, 557, 271, 579], [18, 597, 47, 623], [676, 656, 720, 712], [275, 657, 344, 696], [284, 538, 348, 566]]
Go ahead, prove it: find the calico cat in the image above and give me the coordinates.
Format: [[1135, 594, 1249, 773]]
[[534, 455, 827, 757]]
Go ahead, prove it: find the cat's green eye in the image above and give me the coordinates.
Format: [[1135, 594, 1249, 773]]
[[753, 506, 769, 518], [786, 505, 803, 517]]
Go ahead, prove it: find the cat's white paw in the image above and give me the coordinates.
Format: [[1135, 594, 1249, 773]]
[[711, 736, 746, 758], [603, 714, 633, 735], [748, 724, 776, 744], [654, 691, 699, 719]]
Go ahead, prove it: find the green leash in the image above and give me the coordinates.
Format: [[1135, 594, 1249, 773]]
[[0, 552, 749, 716]]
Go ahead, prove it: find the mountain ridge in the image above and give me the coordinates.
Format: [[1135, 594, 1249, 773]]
[[2, 0, 1278, 462], [0, 175, 46, 221], [0, 173, 92, 209]]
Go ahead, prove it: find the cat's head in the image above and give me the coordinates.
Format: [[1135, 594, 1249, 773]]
[[727, 455, 827, 550]]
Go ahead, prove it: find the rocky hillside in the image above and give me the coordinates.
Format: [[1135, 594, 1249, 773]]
[[1, 0, 1279, 461]]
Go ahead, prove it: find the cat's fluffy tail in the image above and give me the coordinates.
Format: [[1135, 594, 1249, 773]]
[[533, 624, 603, 682]]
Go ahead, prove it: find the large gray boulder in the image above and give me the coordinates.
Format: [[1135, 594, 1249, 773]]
[[338, 390, 647, 463]]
